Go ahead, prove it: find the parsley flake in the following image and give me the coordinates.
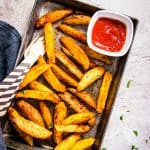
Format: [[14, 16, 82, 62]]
[[101, 148, 106, 150], [48, 123, 53, 129], [127, 80, 133, 88], [131, 145, 138, 150], [133, 130, 138, 136], [120, 115, 123, 121]]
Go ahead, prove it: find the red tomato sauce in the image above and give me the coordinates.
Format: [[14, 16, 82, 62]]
[[92, 18, 126, 52]]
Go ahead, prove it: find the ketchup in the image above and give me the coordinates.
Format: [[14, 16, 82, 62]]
[[92, 18, 126, 52]]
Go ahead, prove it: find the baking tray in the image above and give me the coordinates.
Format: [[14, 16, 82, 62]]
[[1, 0, 138, 150]]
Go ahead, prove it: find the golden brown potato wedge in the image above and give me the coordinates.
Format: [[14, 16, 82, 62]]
[[44, 23, 55, 63], [60, 36, 89, 70], [70, 137, 95, 150], [97, 71, 113, 113], [57, 24, 86, 43], [51, 64, 78, 87], [54, 102, 67, 144], [29, 81, 60, 101], [55, 124, 90, 133], [8, 107, 52, 139], [38, 56, 66, 92], [15, 90, 60, 103], [77, 66, 105, 91], [59, 92, 89, 113], [56, 50, 83, 79], [13, 124, 33, 146], [17, 100, 45, 127], [40, 102, 53, 129], [54, 134, 80, 150], [68, 88, 96, 109], [82, 45, 111, 64], [63, 15, 91, 25], [19, 64, 51, 90], [36, 8, 73, 28], [62, 112, 94, 125]]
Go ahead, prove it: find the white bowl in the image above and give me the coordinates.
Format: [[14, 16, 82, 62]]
[[87, 10, 134, 57]]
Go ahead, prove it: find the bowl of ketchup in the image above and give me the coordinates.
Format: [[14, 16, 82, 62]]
[[87, 10, 134, 57]]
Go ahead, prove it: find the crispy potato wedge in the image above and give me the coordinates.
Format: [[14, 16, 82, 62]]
[[63, 15, 91, 25], [82, 45, 111, 64], [40, 102, 53, 129], [68, 88, 96, 109], [54, 102, 67, 144], [19, 64, 51, 90], [57, 24, 86, 43], [59, 92, 89, 113], [44, 23, 55, 63], [62, 112, 94, 125], [55, 124, 90, 133], [29, 81, 60, 101], [97, 71, 113, 113], [36, 8, 73, 28], [54, 134, 80, 150], [8, 107, 52, 139], [60, 36, 89, 70], [77, 66, 105, 91], [56, 50, 83, 79], [13, 125, 33, 146], [17, 100, 45, 127], [15, 90, 59, 103], [70, 137, 95, 150], [51, 64, 78, 87], [38, 56, 66, 92]]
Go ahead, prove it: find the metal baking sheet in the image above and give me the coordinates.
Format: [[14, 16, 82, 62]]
[[1, 0, 138, 150]]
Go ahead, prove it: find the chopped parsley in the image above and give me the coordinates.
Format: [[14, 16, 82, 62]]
[[127, 80, 133, 88], [133, 130, 138, 136], [101, 148, 106, 150], [131, 145, 138, 150], [120, 115, 123, 121], [21, 90, 25, 94], [49, 123, 53, 129]]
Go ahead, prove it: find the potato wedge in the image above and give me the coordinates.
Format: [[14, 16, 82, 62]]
[[38, 56, 66, 92], [17, 100, 45, 127], [29, 81, 60, 101], [62, 112, 94, 125], [36, 8, 73, 28], [13, 124, 33, 146], [40, 102, 53, 129], [44, 23, 55, 63], [8, 107, 52, 139], [97, 71, 113, 113], [77, 66, 105, 91], [51, 64, 78, 87], [68, 88, 96, 109], [57, 24, 86, 43], [59, 92, 89, 113], [54, 134, 80, 150], [70, 137, 95, 150], [63, 15, 91, 25], [19, 64, 51, 90], [15, 90, 60, 103], [56, 50, 83, 79], [55, 124, 90, 133], [82, 45, 111, 64], [54, 102, 67, 144], [60, 36, 89, 70]]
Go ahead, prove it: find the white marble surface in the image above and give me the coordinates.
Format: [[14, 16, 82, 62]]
[[0, 0, 150, 150]]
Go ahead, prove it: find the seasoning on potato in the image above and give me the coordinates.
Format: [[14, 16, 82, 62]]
[[60, 36, 89, 70], [63, 14, 91, 25], [19, 63, 51, 90], [54, 134, 80, 150], [17, 100, 45, 127], [97, 71, 113, 113], [44, 23, 55, 63], [36, 8, 73, 28], [77, 66, 105, 91], [8, 107, 52, 139], [15, 90, 60, 103], [57, 24, 86, 43], [56, 50, 83, 79], [38, 56, 66, 92], [39, 102, 53, 129]]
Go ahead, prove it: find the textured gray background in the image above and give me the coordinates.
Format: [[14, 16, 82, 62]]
[[0, 0, 150, 150]]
